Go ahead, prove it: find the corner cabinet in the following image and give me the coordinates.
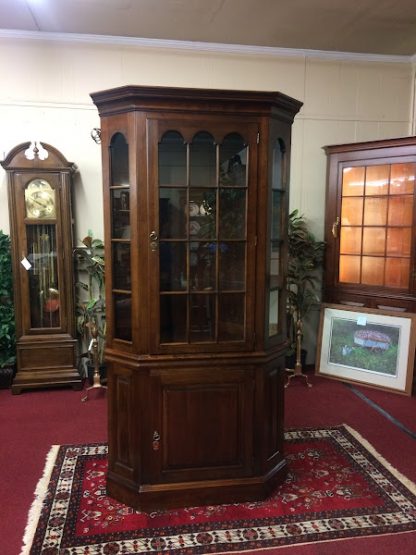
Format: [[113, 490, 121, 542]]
[[91, 85, 302, 509], [1, 142, 82, 394], [323, 137, 416, 312]]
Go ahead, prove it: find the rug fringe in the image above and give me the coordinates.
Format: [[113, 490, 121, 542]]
[[19, 445, 60, 555], [343, 423, 416, 495]]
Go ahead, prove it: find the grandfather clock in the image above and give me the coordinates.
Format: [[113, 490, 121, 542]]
[[1, 142, 82, 394]]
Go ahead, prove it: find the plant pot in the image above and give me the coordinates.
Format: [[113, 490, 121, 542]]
[[285, 349, 307, 371], [87, 362, 107, 385], [0, 365, 15, 389]]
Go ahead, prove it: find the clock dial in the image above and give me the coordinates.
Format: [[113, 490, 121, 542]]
[[25, 179, 56, 219]]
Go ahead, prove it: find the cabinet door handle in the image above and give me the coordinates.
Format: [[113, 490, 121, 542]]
[[149, 230, 159, 251], [332, 217, 340, 238]]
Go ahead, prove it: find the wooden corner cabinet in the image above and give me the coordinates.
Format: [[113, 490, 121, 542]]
[[91, 85, 302, 510], [1, 142, 82, 394], [323, 137, 416, 312]]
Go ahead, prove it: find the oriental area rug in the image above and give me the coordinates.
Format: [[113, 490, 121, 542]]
[[21, 425, 416, 554]]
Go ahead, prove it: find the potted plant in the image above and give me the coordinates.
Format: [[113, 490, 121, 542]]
[[73, 232, 106, 383], [0, 230, 16, 388], [286, 210, 325, 386]]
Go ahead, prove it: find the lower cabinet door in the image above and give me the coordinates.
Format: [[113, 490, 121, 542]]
[[148, 366, 255, 484]]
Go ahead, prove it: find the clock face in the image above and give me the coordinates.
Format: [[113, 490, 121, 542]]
[[25, 179, 56, 219]]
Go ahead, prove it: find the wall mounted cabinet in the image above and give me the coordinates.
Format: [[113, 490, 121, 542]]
[[323, 137, 416, 312], [91, 85, 302, 509]]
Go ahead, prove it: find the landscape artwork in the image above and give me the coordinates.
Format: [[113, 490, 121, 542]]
[[328, 317, 400, 376], [316, 304, 416, 395]]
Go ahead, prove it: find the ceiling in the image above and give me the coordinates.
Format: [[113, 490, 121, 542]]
[[1, 0, 416, 57]]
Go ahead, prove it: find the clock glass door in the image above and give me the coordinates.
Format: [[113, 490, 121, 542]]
[[23, 177, 61, 330], [26, 224, 60, 328]]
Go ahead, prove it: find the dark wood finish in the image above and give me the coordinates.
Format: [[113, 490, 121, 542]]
[[1, 142, 82, 394], [323, 136, 416, 312], [91, 85, 302, 509]]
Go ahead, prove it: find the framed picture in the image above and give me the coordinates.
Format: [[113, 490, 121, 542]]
[[315, 304, 416, 395]]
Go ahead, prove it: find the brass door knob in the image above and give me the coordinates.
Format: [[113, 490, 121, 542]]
[[149, 230, 159, 251]]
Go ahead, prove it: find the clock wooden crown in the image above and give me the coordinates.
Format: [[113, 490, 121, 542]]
[[1, 141, 77, 172]]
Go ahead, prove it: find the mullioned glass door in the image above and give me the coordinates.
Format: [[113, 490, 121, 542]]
[[338, 161, 415, 289], [148, 120, 258, 353]]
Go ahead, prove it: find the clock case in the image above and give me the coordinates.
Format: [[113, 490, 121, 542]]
[[1, 142, 82, 394]]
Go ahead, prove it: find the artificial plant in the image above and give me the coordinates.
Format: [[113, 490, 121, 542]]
[[0, 230, 16, 370], [73, 233, 106, 367], [286, 210, 325, 383]]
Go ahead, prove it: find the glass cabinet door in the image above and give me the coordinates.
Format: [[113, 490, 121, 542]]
[[267, 137, 287, 339], [153, 122, 257, 351], [339, 162, 415, 289], [109, 132, 132, 342]]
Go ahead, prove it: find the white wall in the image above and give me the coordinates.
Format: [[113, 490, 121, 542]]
[[0, 36, 413, 241], [0, 35, 414, 359]]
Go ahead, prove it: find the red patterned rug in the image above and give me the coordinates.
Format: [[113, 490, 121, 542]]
[[21, 425, 416, 554]]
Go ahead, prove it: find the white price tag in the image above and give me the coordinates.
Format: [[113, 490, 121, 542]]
[[88, 339, 94, 351], [21, 257, 32, 270], [357, 316, 367, 326]]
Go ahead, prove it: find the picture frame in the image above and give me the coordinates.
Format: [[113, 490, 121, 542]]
[[315, 303, 416, 395]]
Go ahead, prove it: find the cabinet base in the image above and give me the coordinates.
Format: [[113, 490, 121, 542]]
[[11, 369, 82, 394], [106, 460, 287, 511]]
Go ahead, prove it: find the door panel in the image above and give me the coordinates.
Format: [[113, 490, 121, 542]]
[[147, 118, 258, 354], [148, 367, 254, 483]]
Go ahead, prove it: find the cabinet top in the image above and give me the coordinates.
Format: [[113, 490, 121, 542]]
[[323, 135, 416, 155], [90, 84, 303, 121]]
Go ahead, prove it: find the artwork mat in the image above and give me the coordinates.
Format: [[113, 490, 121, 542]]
[[315, 303, 416, 395]]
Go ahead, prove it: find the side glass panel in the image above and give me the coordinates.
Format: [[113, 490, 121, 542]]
[[26, 224, 60, 328], [339, 162, 415, 289], [110, 133, 132, 341], [158, 130, 248, 345], [111, 188, 130, 239], [113, 293, 132, 342], [268, 138, 286, 337], [110, 132, 129, 186]]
